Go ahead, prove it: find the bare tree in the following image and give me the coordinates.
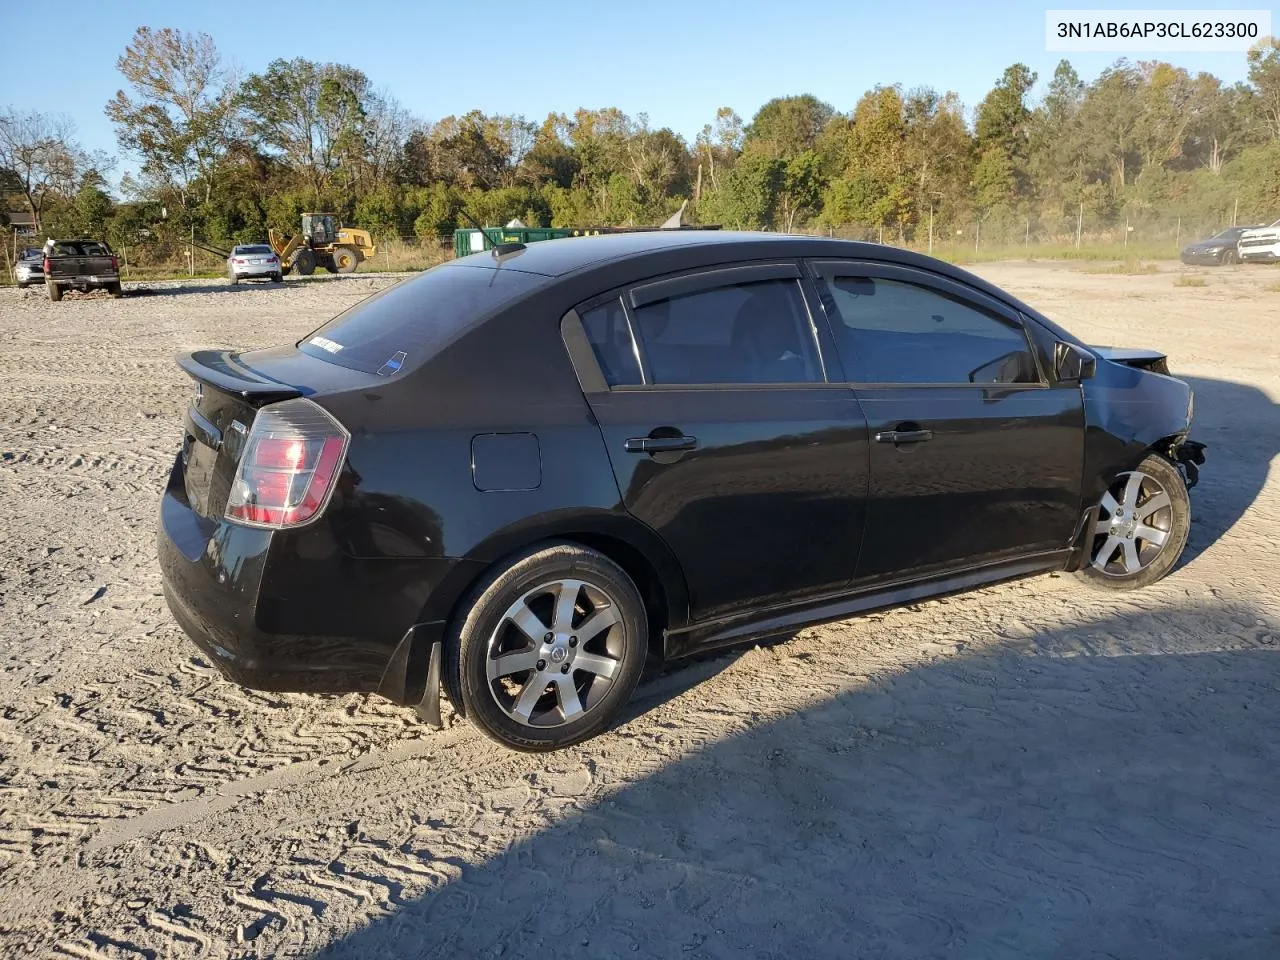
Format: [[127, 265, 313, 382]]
[[0, 109, 86, 231]]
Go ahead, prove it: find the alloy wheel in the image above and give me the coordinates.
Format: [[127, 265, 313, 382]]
[[1090, 470, 1174, 576], [485, 578, 625, 728]]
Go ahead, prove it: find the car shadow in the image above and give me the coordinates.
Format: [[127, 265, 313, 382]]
[[122, 273, 389, 297], [124, 281, 287, 297], [1177, 375, 1279, 567], [318, 602, 1280, 960]]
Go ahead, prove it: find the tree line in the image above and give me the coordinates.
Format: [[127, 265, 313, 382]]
[[3, 26, 1280, 256]]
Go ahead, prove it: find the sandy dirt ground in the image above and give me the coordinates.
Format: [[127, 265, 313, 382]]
[[0, 260, 1278, 959]]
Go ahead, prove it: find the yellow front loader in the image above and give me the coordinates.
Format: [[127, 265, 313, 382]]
[[268, 213, 376, 276]]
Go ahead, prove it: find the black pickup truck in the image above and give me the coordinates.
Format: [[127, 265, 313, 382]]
[[43, 239, 122, 301]]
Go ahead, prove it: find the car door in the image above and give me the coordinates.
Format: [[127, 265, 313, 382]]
[[806, 259, 1084, 584], [562, 261, 871, 625]]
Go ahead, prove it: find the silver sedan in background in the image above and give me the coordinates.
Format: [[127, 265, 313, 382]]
[[227, 244, 283, 284], [14, 247, 44, 288]]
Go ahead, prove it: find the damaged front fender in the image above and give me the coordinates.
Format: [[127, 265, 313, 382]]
[[1081, 351, 1201, 506]]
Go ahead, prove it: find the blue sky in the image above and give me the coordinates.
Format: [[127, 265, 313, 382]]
[[1, 0, 1261, 189]]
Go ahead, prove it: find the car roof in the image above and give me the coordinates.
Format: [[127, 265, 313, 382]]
[[439, 228, 1089, 350], [448, 229, 926, 279]]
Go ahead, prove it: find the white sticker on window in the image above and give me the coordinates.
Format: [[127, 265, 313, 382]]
[[308, 336, 344, 354]]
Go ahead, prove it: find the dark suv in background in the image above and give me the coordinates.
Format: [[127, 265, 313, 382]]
[[158, 231, 1206, 752]]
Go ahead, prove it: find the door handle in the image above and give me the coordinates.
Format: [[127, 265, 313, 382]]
[[624, 435, 698, 454], [875, 429, 933, 444]]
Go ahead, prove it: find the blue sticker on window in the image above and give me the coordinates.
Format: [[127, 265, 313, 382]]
[[376, 351, 407, 377]]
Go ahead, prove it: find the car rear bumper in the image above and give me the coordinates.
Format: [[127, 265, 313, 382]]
[[157, 454, 465, 699], [231, 263, 280, 278], [50, 275, 117, 286]]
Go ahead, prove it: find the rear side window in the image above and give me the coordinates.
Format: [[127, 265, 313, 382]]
[[630, 278, 821, 385], [817, 272, 1038, 385], [297, 264, 545, 375], [236, 245, 273, 255], [579, 298, 642, 386], [50, 242, 109, 257]]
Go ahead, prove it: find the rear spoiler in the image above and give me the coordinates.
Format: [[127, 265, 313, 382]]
[[1090, 346, 1170, 375], [175, 350, 303, 405]]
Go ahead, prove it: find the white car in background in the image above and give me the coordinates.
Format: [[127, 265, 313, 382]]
[[227, 244, 283, 284], [13, 247, 44, 287], [1236, 218, 1280, 263]]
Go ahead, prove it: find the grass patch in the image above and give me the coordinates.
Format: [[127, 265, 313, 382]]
[[923, 241, 1178, 264], [1265, 281, 1280, 293], [1174, 275, 1208, 287], [364, 238, 452, 273], [1078, 259, 1160, 276]]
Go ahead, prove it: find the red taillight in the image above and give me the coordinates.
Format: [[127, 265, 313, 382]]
[[225, 398, 349, 529], [42, 257, 50, 273], [111, 256, 119, 271]]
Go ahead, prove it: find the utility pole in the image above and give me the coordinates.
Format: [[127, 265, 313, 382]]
[[928, 203, 934, 256], [1025, 218, 1030, 252], [1076, 203, 1083, 250], [190, 224, 195, 277], [1175, 218, 1181, 248], [1233, 197, 1239, 226]]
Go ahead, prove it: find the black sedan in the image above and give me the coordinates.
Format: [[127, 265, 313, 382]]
[[1179, 226, 1258, 265], [158, 231, 1207, 752]]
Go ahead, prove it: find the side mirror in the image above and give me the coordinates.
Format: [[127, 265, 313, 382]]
[[1054, 341, 1096, 383]]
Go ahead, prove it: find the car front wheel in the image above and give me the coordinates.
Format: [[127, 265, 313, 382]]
[[1078, 452, 1190, 590], [445, 542, 649, 752]]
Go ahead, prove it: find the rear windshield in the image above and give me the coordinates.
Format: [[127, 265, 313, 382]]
[[50, 241, 110, 257], [235, 245, 273, 255], [296, 263, 546, 375]]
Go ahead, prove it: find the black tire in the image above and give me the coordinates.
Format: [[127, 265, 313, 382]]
[[107, 281, 122, 298], [47, 281, 62, 302], [333, 246, 358, 274], [1222, 249, 1238, 265], [445, 542, 649, 752], [229, 272, 239, 286], [293, 248, 316, 276], [271, 272, 283, 283], [1077, 452, 1190, 591]]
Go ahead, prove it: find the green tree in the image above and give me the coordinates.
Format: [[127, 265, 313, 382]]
[[1078, 62, 1143, 189], [701, 152, 783, 229], [409, 183, 462, 240], [777, 151, 824, 230], [974, 64, 1037, 196], [1247, 37, 1280, 139], [744, 95, 835, 159], [241, 58, 373, 202]]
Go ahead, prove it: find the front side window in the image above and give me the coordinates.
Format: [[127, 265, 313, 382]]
[[815, 270, 1038, 385], [629, 278, 821, 385]]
